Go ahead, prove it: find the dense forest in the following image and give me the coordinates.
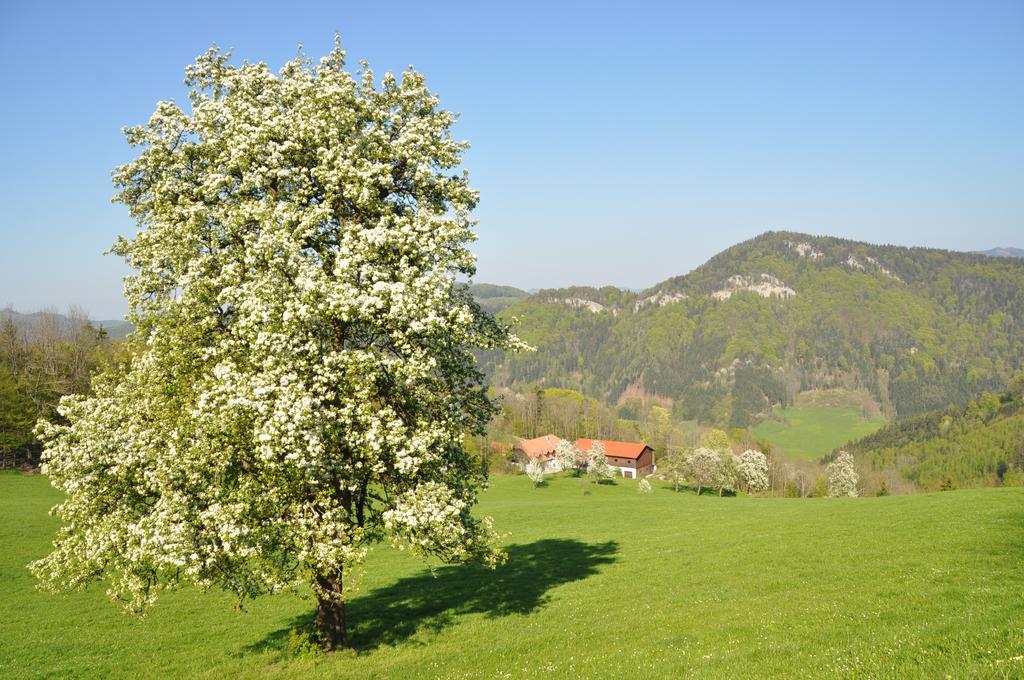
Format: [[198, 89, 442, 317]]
[[843, 376, 1024, 490], [481, 232, 1024, 428]]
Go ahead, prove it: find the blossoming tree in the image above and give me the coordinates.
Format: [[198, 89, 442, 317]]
[[660, 446, 689, 492], [30, 43, 523, 651], [686, 447, 723, 496], [525, 460, 546, 486], [555, 438, 583, 475], [735, 449, 769, 494], [586, 440, 615, 481], [827, 451, 859, 497]]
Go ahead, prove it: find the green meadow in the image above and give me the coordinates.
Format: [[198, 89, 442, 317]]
[[2, 471, 1023, 678], [752, 406, 888, 461]]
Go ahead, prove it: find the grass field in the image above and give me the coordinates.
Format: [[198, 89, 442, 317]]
[[2, 471, 1023, 678], [752, 406, 888, 461]]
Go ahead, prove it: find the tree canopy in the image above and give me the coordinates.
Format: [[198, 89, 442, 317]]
[[31, 43, 521, 650]]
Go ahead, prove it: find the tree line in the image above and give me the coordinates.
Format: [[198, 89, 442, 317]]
[[0, 309, 119, 467]]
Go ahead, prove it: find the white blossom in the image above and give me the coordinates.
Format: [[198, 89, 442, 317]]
[[30, 43, 523, 647], [586, 441, 615, 481], [735, 449, 769, 494], [827, 451, 859, 497], [555, 438, 584, 476], [525, 461, 545, 486]]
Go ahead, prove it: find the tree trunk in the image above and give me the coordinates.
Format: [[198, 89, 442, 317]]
[[315, 572, 349, 650]]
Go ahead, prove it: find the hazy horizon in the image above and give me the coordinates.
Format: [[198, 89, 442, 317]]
[[1, 230, 1020, 321]]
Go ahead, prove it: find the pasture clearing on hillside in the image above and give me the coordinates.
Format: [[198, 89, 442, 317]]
[[752, 406, 887, 461]]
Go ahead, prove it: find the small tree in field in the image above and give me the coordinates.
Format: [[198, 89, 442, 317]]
[[29, 43, 524, 651], [687, 447, 722, 496], [587, 440, 615, 482], [555, 438, 584, 476], [660, 446, 689, 492], [735, 449, 769, 494], [525, 460, 546, 486], [638, 478, 652, 494], [827, 451, 859, 497]]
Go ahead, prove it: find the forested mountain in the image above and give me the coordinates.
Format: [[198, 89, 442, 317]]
[[843, 378, 1024, 490], [481, 232, 1024, 428]]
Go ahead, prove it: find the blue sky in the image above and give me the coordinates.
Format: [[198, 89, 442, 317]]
[[1, 1, 1021, 319]]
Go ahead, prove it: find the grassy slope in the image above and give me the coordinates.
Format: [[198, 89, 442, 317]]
[[2, 472, 1023, 678], [752, 407, 888, 461]]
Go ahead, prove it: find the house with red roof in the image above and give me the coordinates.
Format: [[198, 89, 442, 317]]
[[575, 438, 655, 478], [512, 434, 564, 473]]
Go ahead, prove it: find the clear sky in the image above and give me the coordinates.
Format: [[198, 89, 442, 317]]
[[1, 1, 1021, 319]]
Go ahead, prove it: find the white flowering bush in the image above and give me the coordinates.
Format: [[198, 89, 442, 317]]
[[736, 449, 769, 494], [29, 42, 524, 650], [827, 451, 859, 497], [525, 460, 546, 486], [638, 478, 652, 494]]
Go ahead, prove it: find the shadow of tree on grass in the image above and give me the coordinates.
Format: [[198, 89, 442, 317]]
[[246, 538, 618, 654]]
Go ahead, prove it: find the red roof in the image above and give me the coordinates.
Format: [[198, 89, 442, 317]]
[[514, 434, 561, 460], [575, 438, 650, 459]]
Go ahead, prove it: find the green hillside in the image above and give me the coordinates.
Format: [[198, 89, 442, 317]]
[[4, 472, 1023, 678], [752, 406, 886, 461], [483, 232, 1024, 428], [846, 379, 1024, 490]]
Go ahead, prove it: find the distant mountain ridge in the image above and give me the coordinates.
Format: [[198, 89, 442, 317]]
[[1, 308, 133, 340], [974, 247, 1024, 259], [480, 231, 1024, 428], [460, 283, 529, 314]]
